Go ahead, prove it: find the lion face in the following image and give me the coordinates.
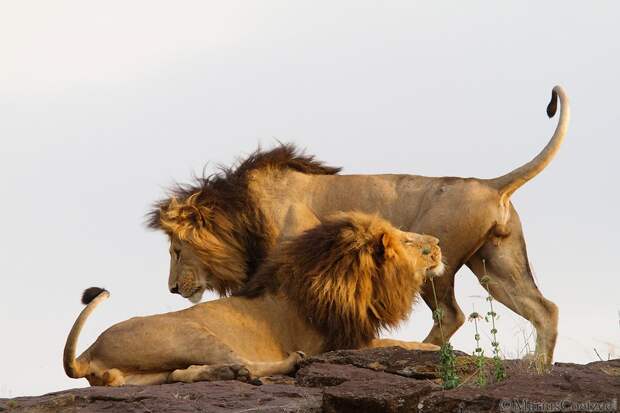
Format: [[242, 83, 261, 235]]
[[400, 231, 445, 279], [168, 237, 210, 303], [157, 194, 251, 301]]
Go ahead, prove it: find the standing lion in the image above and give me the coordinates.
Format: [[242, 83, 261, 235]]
[[64, 212, 443, 386], [149, 86, 569, 364]]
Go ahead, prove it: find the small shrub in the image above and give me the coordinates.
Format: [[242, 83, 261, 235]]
[[468, 309, 487, 386], [481, 259, 506, 382], [429, 273, 460, 389]]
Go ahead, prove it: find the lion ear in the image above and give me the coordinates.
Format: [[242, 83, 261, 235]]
[[162, 197, 211, 229], [403, 233, 417, 246], [186, 206, 210, 228], [181, 194, 208, 228], [380, 232, 398, 260]]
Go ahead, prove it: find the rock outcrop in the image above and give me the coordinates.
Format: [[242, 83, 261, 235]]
[[2, 347, 618, 412]]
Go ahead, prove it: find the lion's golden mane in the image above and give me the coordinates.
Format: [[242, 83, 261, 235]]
[[245, 211, 429, 350]]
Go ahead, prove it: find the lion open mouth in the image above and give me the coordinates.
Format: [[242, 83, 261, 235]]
[[428, 261, 446, 277]]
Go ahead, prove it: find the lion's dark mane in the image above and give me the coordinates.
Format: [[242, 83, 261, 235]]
[[147, 143, 341, 291]]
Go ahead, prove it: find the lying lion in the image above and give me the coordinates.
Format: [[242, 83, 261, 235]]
[[64, 212, 443, 386], [148, 86, 568, 365]]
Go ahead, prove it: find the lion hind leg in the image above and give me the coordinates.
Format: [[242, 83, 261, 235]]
[[467, 244, 558, 367], [122, 372, 171, 386], [168, 364, 251, 384], [98, 368, 125, 387]]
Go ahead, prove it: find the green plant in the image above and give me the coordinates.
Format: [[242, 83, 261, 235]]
[[468, 308, 487, 386], [438, 341, 460, 389], [481, 259, 506, 382], [429, 273, 460, 389]]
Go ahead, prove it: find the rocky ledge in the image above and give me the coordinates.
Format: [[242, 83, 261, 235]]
[[2, 347, 618, 412]]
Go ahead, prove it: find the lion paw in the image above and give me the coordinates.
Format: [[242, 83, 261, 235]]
[[232, 365, 251, 382], [171, 364, 253, 383], [292, 351, 307, 367]]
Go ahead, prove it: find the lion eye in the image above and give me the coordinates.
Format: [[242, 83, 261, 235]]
[[174, 249, 181, 262], [422, 247, 431, 255]]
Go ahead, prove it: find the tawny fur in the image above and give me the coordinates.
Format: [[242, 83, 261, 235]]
[[149, 86, 569, 364], [64, 212, 443, 386]]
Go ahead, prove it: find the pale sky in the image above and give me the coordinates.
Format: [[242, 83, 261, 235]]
[[1, 1, 618, 398]]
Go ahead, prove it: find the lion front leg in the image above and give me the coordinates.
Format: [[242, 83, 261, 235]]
[[241, 351, 306, 378], [368, 338, 439, 351], [168, 364, 251, 383], [168, 352, 305, 383], [419, 271, 465, 346]]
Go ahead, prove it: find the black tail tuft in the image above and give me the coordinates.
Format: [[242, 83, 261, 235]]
[[81, 287, 108, 305], [546, 89, 558, 118]]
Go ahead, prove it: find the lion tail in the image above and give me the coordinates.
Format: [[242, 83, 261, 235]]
[[488, 85, 570, 200], [63, 287, 109, 378]]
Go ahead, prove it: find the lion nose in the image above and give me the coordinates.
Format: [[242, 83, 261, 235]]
[[170, 285, 179, 294]]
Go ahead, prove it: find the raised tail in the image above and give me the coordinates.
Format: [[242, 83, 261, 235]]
[[488, 85, 570, 200], [63, 287, 109, 378]]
